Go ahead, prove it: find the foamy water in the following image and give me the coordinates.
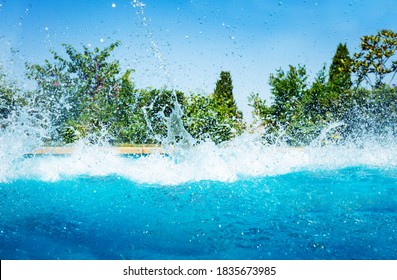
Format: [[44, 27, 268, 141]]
[[2, 133, 397, 185], [2, 127, 397, 260]]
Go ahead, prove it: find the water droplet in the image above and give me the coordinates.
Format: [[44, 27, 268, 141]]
[[44, 27, 49, 31], [87, 43, 92, 47], [112, 3, 116, 8], [132, 0, 146, 8], [100, 38, 104, 43], [278, 1, 283, 5]]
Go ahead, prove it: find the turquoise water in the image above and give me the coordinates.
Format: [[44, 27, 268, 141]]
[[1, 164, 396, 260]]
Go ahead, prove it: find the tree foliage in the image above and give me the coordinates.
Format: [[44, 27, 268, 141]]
[[26, 42, 124, 143], [251, 30, 397, 145], [329, 43, 352, 92], [24, 43, 245, 145], [352, 29, 397, 88], [184, 71, 245, 143], [268, 65, 308, 126], [251, 65, 332, 145], [5, 29, 397, 147], [213, 71, 241, 118]]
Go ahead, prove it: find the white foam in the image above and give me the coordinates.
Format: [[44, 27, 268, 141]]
[[2, 133, 397, 185]]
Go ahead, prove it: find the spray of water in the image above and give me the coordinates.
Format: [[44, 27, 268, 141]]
[[130, 0, 197, 150], [1, 1, 397, 185], [0, 103, 48, 179], [1, 70, 397, 185], [2, 127, 397, 184]]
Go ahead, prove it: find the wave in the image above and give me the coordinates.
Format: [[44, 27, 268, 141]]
[[2, 133, 397, 185]]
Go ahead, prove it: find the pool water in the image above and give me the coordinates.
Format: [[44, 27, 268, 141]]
[[1, 165, 396, 259]]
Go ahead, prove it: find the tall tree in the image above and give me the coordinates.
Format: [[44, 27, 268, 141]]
[[213, 71, 242, 119], [329, 43, 352, 91]]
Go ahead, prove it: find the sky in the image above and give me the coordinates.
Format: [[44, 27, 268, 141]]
[[1, 0, 397, 120]]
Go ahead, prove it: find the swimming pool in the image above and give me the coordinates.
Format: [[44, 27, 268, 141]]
[[1, 144, 396, 260]]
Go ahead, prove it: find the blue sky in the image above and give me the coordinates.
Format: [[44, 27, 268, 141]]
[[1, 0, 397, 119]]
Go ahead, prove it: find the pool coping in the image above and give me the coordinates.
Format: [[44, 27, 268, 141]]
[[30, 146, 165, 155]]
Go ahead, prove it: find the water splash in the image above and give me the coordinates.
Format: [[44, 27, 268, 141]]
[[163, 97, 197, 150], [130, 0, 197, 149], [0, 105, 48, 180], [2, 129, 397, 185], [131, 0, 146, 9], [1, 0, 396, 187], [310, 121, 345, 146]]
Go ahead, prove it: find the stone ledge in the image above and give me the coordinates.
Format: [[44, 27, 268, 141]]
[[30, 146, 165, 155]]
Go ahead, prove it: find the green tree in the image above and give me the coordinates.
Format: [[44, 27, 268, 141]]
[[248, 92, 270, 125], [268, 65, 308, 125], [184, 93, 234, 143], [26, 42, 123, 143], [329, 43, 352, 92], [250, 65, 345, 145], [352, 29, 397, 88], [183, 71, 244, 144], [213, 71, 243, 120], [109, 69, 142, 144]]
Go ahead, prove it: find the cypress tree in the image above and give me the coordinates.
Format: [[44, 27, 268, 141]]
[[329, 43, 352, 91], [213, 71, 241, 118]]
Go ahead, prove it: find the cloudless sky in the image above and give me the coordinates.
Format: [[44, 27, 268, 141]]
[[1, 0, 397, 119]]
